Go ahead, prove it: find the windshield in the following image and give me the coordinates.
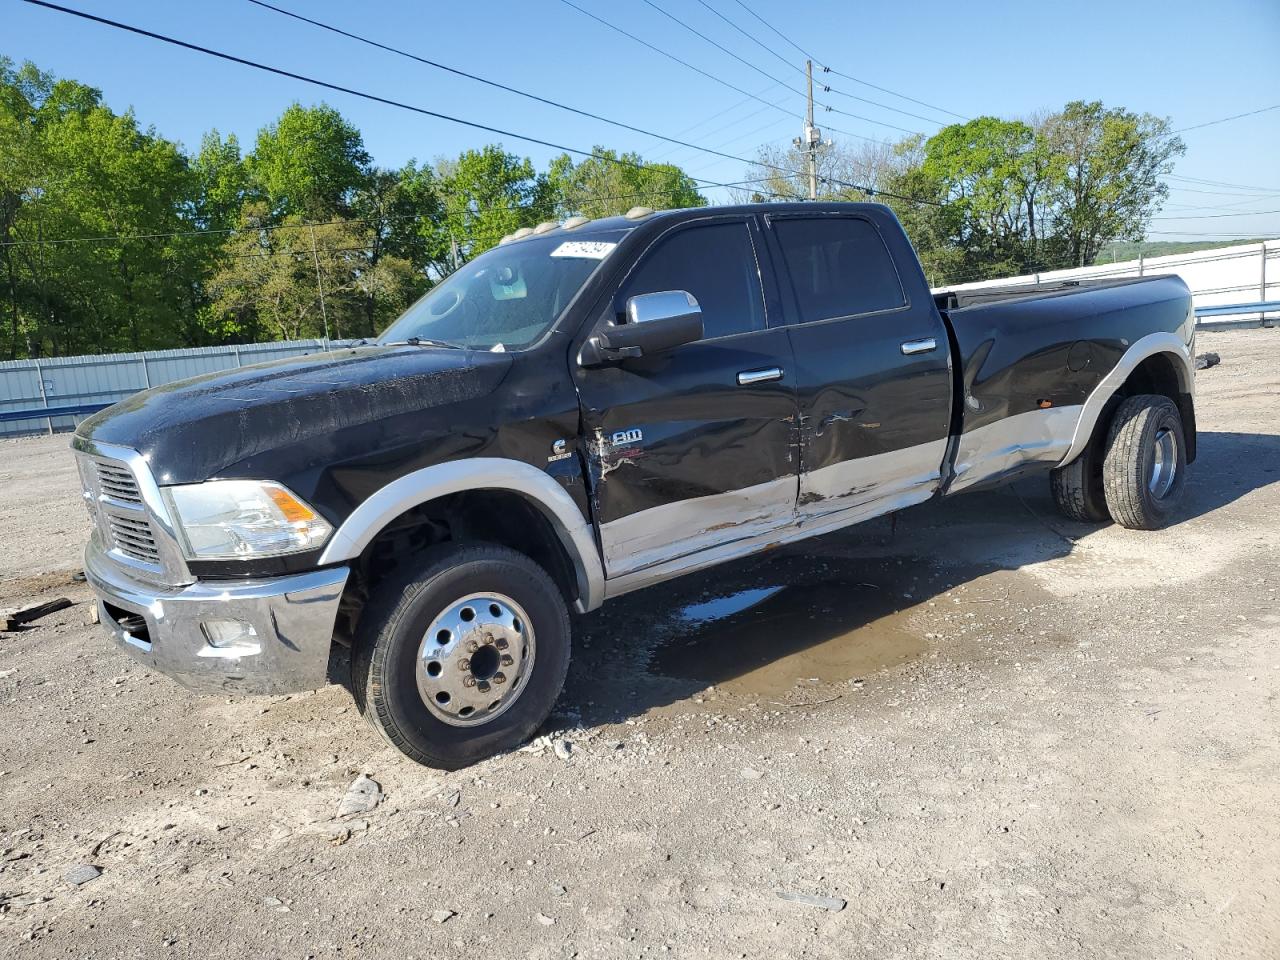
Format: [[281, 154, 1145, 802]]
[[379, 230, 629, 350]]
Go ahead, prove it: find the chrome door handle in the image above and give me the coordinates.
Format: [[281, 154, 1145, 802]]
[[737, 367, 783, 385], [901, 337, 938, 356]]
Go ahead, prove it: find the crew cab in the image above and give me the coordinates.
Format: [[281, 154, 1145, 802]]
[[73, 202, 1196, 768]]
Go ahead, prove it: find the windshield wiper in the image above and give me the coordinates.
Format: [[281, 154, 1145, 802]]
[[383, 336, 459, 349]]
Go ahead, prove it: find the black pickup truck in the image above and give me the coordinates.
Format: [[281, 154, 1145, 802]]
[[73, 202, 1196, 768]]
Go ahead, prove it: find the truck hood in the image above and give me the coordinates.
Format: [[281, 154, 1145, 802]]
[[76, 344, 512, 483]]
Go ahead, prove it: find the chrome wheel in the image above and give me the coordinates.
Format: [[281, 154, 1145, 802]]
[[1148, 426, 1179, 499], [416, 592, 535, 727]]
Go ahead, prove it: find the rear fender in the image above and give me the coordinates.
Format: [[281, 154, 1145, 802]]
[[1059, 332, 1195, 467]]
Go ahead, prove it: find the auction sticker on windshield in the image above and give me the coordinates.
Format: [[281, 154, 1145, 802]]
[[549, 240, 617, 259]]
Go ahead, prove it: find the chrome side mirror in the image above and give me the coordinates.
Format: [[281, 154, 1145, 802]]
[[580, 290, 703, 365]]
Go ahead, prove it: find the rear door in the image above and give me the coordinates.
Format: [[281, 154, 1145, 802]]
[[572, 216, 799, 578], [765, 211, 953, 518]]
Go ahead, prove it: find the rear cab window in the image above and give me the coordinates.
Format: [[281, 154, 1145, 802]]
[[771, 216, 907, 324]]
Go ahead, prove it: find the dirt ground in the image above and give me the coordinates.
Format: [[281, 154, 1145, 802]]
[[0, 329, 1277, 959]]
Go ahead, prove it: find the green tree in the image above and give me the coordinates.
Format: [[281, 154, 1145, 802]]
[[431, 145, 555, 263], [246, 103, 369, 219], [1041, 101, 1183, 266], [546, 147, 704, 218], [192, 130, 249, 231], [919, 116, 1049, 277]]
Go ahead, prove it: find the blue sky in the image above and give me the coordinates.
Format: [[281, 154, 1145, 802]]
[[8, 0, 1280, 240]]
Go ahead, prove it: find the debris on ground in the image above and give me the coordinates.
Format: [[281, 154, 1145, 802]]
[[535, 912, 556, 926], [63, 864, 102, 887], [336, 774, 382, 819], [1196, 352, 1221, 369], [2, 598, 73, 631], [430, 908, 456, 924], [775, 890, 847, 912], [552, 738, 572, 761]]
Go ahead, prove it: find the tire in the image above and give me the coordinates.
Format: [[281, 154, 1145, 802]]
[[1050, 427, 1110, 522], [1101, 394, 1187, 530], [351, 543, 571, 769]]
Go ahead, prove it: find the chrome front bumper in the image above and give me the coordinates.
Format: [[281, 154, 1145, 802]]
[[84, 536, 350, 695]]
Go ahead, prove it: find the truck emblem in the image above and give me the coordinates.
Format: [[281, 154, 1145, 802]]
[[547, 439, 572, 463], [610, 428, 643, 448]]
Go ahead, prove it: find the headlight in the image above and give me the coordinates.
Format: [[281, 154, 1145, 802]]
[[163, 480, 333, 560]]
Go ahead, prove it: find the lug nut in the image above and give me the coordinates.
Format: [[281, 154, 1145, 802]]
[[467, 640, 479, 653], [500, 654, 514, 667], [477, 680, 490, 693], [463, 676, 476, 688], [493, 672, 506, 685], [495, 638, 509, 650], [459, 658, 471, 671]]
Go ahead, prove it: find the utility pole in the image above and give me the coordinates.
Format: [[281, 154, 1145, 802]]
[[794, 60, 822, 200], [308, 222, 331, 346]]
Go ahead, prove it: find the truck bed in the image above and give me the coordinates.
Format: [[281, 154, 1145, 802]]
[[934, 275, 1168, 311]]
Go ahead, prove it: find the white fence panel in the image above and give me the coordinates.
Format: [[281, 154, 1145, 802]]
[[940, 239, 1279, 326]]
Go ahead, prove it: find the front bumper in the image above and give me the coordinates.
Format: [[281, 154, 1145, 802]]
[[84, 536, 350, 695]]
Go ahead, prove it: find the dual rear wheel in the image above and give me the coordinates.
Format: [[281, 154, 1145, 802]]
[[1050, 393, 1187, 529]]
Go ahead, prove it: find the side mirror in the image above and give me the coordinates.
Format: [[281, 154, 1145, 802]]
[[580, 290, 703, 366]]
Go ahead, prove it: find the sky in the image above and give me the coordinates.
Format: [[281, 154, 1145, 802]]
[[7, 0, 1280, 241]]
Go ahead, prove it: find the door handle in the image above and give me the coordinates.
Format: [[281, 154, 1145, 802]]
[[901, 337, 938, 356], [737, 367, 783, 385]]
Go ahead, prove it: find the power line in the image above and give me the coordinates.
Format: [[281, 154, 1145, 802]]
[[692, 0, 949, 128], [244, 0, 802, 173], [238, 0, 914, 195], [690, 0, 803, 78], [724, 0, 816, 62], [554, 0, 891, 147], [646, 94, 787, 163], [1165, 185, 1280, 198], [637, 0, 924, 137], [636, 0, 810, 106], [819, 85, 953, 128], [1171, 103, 1280, 135], [1145, 229, 1279, 237], [1165, 173, 1280, 193], [821, 104, 923, 136], [247, 0, 812, 173], [1151, 208, 1280, 220], [24, 1, 894, 207], [553, 0, 801, 119], [720, 0, 968, 122], [819, 66, 970, 123]]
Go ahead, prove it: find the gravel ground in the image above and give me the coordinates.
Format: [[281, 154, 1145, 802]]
[[0, 329, 1277, 959]]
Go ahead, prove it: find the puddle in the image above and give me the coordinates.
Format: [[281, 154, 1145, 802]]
[[677, 586, 786, 623], [650, 580, 927, 697]]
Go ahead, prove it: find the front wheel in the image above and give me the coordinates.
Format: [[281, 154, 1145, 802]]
[[351, 544, 571, 769], [1101, 394, 1187, 530]]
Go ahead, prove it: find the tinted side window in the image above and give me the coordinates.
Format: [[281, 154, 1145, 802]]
[[619, 222, 765, 340], [773, 217, 906, 323]]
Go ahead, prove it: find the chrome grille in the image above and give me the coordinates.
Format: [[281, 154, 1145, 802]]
[[79, 453, 164, 571], [94, 460, 143, 504], [106, 513, 161, 563], [74, 437, 191, 587]]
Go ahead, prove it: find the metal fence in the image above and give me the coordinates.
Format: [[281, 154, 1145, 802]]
[[941, 238, 1279, 328], [0, 338, 353, 439]]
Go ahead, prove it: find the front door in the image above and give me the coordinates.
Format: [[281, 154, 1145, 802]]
[[573, 217, 798, 578], [765, 212, 953, 518]]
